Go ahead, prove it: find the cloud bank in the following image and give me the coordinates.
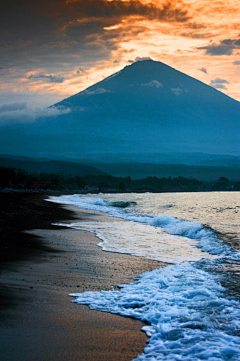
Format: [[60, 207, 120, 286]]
[[198, 38, 240, 56], [0, 102, 71, 126]]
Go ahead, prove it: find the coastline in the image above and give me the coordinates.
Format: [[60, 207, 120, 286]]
[[0, 192, 166, 361]]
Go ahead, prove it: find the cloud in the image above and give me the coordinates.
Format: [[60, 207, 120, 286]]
[[181, 32, 211, 39], [2, 0, 240, 105], [0, 102, 27, 112], [233, 61, 240, 65], [210, 78, 229, 90], [28, 73, 64, 83], [211, 78, 229, 84], [171, 87, 183, 96], [84, 87, 111, 95], [210, 84, 228, 90], [128, 56, 152, 64], [76, 67, 85, 75], [57, 1, 190, 55], [0, 0, 191, 100], [198, 38, 240, 56], [142, 80, 163, 88], [42, 42, 70, 49], [135, 56, 152, 62], [0, 103, 71, 126], [199, 67, 207, 73], [187, 23, 206, 30], [64, 0, 190, 23]]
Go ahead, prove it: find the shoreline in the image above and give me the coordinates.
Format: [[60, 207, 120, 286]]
[[0, 192, 166, 361]]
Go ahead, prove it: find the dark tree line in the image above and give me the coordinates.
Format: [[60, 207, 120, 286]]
[[0, 166, 239, 192]]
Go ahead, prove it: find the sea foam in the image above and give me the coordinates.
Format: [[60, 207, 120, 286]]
[[70, 262, 240, 360], [49, 195, 232, 257], [49, 194, 240, 360]]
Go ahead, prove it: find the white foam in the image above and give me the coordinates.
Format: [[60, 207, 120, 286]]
[[70, 262, 240, 360], [49, 195, 232, 257], [57, 220, 216, 263], [49, 194, 240, 360]]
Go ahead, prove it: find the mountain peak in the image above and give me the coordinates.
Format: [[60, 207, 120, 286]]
[[59, 58, 237, 109], [1, 59, 239, 160]]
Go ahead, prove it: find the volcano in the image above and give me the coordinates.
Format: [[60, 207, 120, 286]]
[[1, 59, 240, 162]]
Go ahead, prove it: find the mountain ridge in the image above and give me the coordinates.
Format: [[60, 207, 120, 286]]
[[57, 60, 239, 106], [0, 59, 239, 161], [0, 157, 106, 177]]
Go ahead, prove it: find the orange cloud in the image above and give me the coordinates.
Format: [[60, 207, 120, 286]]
[[1, 0, 240, 105]]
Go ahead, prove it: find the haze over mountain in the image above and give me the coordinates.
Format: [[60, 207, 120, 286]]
[[1, 59, 239, 166]]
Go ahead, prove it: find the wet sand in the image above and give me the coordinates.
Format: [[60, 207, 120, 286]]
[[0, 193, 166, 361]]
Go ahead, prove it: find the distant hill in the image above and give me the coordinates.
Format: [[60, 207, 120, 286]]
[[91, 162, 240, 182], [0, 59, 239, 163], [1, 156, 239, 181], [0, 157, 106, 177]]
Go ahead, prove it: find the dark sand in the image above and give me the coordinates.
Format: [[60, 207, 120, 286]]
[[0, 193, 166, 361]]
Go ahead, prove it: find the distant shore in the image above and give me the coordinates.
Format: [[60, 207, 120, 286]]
[[0, 191, 165, 361]]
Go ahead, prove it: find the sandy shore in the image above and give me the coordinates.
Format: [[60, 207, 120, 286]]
[[0, 194, 167, 361]]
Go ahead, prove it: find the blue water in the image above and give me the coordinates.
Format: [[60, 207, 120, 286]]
[[50, 192, 240, 361]]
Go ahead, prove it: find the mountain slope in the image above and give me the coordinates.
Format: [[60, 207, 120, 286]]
[[1, 59, 239, 161]]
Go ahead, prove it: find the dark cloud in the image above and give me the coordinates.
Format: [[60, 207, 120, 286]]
[[28, 73, 64, 83], [76, 67, 85, 75], [181, 32, 211, 39], [42, 42, 70, 49], [233, 60, 240, 65], [199, 67, 207, 73], [222, 39, 240, 46], [198, 39, 240, 56], [63, 0, 190, 23], [135, 56, 152, 62], [0, 0, 193, 104], [1, 0, 190, 46], [187, 22, 206, 30], [210, 78, 229, 90]]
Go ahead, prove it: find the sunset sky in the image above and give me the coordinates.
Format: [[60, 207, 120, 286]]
[[1, 0, 240, 113]]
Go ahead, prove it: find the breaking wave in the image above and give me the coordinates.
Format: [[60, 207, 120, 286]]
[[49, 193, 240, 360], [70, 262, 240, 361], [49, 195, 233, 256]]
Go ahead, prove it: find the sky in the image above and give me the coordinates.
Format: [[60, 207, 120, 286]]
[[1, 0, 240, 117]]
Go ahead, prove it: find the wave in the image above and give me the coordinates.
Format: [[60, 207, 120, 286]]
[[49, 194, 240, 359], [110, 201, 137, 208], [149, 214, 231, 255], [49, 195, 234, 257], [70, 261, 240, 360]]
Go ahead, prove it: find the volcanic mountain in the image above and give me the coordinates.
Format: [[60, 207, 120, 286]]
[[1, 59, 240, 163]]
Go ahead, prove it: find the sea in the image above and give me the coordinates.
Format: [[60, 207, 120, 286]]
[[50, 192, 240, 361]]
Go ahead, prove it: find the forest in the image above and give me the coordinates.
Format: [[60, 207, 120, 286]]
[[0, 166, 239, 193]]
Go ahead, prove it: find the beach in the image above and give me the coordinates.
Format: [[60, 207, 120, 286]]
[[0, 192, 166, 361]]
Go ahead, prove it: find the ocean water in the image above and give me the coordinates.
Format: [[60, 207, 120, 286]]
[[50, 192, 240, 361]]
